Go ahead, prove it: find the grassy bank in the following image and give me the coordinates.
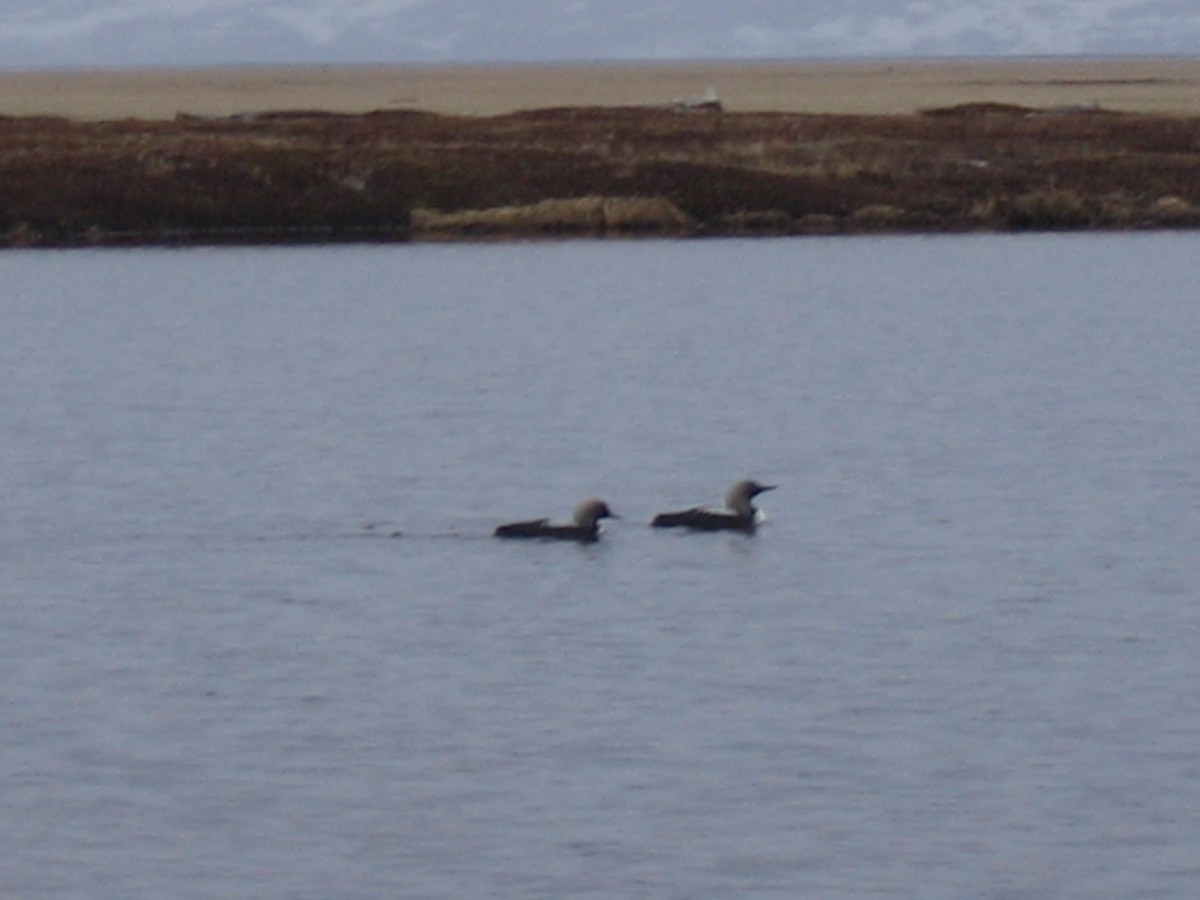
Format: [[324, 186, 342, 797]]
[[2, 103, 1199, 247]]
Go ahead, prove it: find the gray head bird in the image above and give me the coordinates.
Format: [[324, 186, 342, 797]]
[[651, 479, 776, 532], [494, 498, 618, 542]]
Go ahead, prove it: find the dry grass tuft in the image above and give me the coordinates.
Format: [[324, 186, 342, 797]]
[[1147, 194, 1200, 224], [412, 196, 692, 237]]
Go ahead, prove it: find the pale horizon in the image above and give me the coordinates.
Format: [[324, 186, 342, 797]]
[[2, 1, 1199, 70]]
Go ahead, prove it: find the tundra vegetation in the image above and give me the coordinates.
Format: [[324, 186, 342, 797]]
[[1, 102, 1198, 246]]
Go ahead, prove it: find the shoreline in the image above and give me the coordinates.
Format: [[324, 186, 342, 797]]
[[2, 57, 1200, 120], [2, 101, 1198, 248], [1, 58, 1198, 248]]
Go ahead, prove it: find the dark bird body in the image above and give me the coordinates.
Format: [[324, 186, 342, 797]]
[[651, 480, 775, 532], [494, 498, 617, 542]]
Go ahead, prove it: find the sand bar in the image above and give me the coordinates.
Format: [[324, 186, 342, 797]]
[[1, 57, 1199, 121]]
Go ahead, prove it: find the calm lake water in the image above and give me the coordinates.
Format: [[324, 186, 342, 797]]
[[3, 233, 1199, 898]]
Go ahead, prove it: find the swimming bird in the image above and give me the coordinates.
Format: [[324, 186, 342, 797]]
[[651, 479, 776, 532], [494, 498, 618, 542]]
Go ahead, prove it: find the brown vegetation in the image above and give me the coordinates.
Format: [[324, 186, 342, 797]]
[[1, 102, 1199, 246]]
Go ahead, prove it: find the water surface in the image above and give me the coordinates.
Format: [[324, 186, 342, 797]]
[[3, 234, 1199, 898]]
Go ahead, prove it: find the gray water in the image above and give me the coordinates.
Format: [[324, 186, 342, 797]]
[[2, 234, 1199, 899]]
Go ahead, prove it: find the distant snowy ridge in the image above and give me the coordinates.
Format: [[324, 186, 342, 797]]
[[2, 0, 1199, 68]]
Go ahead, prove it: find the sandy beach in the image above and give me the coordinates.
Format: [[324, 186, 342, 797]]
[[2, 57, 1199, 121]]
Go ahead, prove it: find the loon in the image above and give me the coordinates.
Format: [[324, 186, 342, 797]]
[[494, 498, 618, 542], [651, 480, 776, 532]]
